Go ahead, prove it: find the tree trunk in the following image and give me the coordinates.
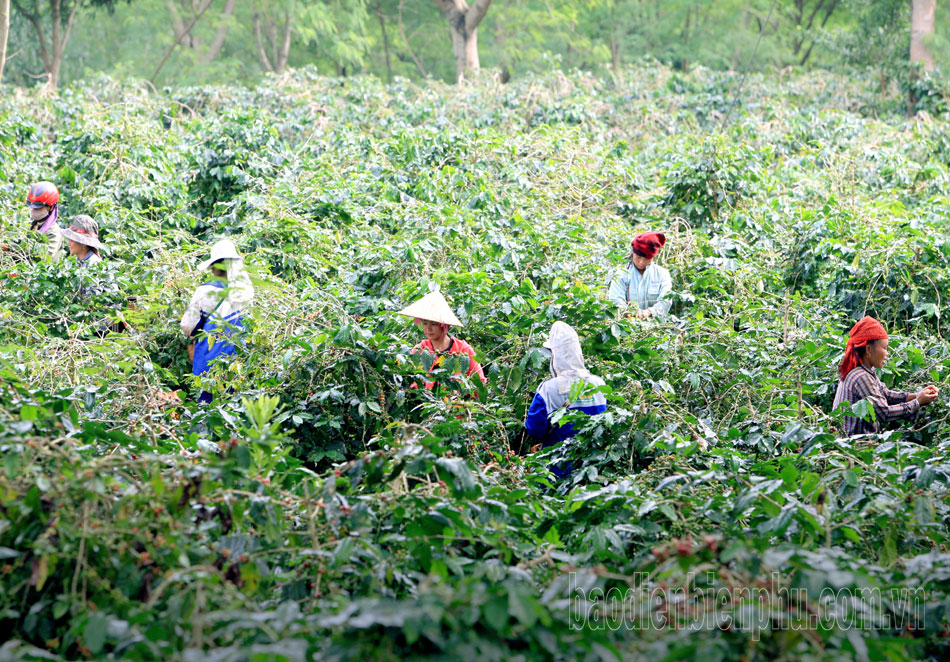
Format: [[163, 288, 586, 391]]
[[377, 2, 392, 82], [48, 0, 61, 88], [449, 20, 477, 79], [911, 0, 936, 71], [199, 0, 234, 64], [254, 4, 293, 75], [610, 34, 620, 74], [152, 0, 217, 82], [276, 12, 291, 73], [0, 0, 9, 82], [167, 0, 235, 65], [252, 10, 274, 72], [432, 0, 493, 82], [167, 0, 194, 49], [48, 0, 77, 89], [398, 0, 427, 77]]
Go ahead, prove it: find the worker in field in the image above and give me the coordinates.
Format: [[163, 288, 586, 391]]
[[833, 316, 939, 437], [63, 214, 109, 304], [179, 239, 255, 403], [525, 321, 607, 477], [398, 290, 486, 393], [25, 181, 65, 263], [607, 231, 672, 319], [62, 215, 103, 266]]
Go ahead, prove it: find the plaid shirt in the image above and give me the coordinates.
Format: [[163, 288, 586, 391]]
[[833, 365, 919, 437]]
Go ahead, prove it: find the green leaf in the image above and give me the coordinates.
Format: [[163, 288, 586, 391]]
[[841, 527, 861, 543], [658, 503, 678, 522], [84, 612, 109, 655], [850, 399, 874, 424], [435, 458, 479, 498], [429, 558, 448, 580], [842, 470, 859, 488], [879, 524, 898, 566], [799, 472, 820, 496], [915, 496, 935, 525], [482, 596, 508, 632], [507, 585, 538, 628], [916, 465, 936, 488], [780, 462, 798, 489]]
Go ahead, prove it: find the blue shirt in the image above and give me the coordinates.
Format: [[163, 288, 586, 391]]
[[525, 376, 607, 477]]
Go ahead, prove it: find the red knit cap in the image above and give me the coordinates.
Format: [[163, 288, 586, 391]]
[[839, 316, 888, 379], [631, 232, 666, 259]]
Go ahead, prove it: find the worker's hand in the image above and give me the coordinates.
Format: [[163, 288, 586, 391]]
[[529, 443, 542, 454], [187, 342, 195, 363], [0, 243, 9, 252], [916, 385, 939, 405], [636, 308, 652, 320]]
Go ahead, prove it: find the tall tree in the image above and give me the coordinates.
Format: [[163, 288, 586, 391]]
[[295, 0, 371, 76], [373, 0, 392, 81], [166, 0, 235, 65], [252, 0, 293, 74], [0, 0, 9, 82], [910, 0, 936, 71], [779, 0, 840, 65], [431, 0, 492, 81], [11, 0, 127, 89]]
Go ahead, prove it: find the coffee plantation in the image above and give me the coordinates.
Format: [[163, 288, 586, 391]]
[[2, 64, 950, 661]]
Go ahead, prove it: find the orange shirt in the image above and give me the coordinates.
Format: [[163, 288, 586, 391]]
[[411, 337, 487, 390]]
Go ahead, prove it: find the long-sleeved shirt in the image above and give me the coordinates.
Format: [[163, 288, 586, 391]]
[[31, 223, 64, 263], [179, 261, 254, 338], [411, 337, 487, 391], [525, 377, 608, 447], [77, 251, 104, 299], [525, 321, 607, 477], [607, 263, 672, 318], [79, 251, 102, 266], [833, 365, 919, 437]]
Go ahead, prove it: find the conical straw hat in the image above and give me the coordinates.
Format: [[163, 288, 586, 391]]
[[197, 239, 243, 271], [397, 291, 463, 327]]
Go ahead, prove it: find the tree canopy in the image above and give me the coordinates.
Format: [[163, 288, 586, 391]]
[[0, 0, 947, 89]]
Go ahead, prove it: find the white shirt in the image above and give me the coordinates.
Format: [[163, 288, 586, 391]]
[[180, 260, 255, 336], [607, 263, 673, 318]]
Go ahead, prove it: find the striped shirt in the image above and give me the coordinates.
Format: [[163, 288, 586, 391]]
[[832, 365, 918, 437]]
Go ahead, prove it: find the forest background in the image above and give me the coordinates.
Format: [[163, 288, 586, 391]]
[[0, 0, 946, 91]]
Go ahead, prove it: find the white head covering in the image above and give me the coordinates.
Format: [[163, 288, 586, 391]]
[[198, 239, 243, 271], [397, 291, 464, 327], [543, 321, 594, 395]]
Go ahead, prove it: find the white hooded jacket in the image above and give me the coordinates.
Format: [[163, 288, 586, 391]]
[[538, 321, 607, 416]]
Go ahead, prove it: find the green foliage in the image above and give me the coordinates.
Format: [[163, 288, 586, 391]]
[[662, 135, 763, 227], [7, 0, 950, 88]]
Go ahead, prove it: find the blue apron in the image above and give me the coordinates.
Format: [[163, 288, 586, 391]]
[[191, 282, 246, 402]]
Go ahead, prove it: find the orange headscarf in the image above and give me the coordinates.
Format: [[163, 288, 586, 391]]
[[839, 316, 888, 379]]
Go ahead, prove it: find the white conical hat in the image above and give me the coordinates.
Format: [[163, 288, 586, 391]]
[[197, 239, 243, 271], [397, 291, 463, 327]]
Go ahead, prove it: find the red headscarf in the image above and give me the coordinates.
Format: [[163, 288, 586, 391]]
[[631, 232, 666, 259], [839, 316, 888, 379]]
